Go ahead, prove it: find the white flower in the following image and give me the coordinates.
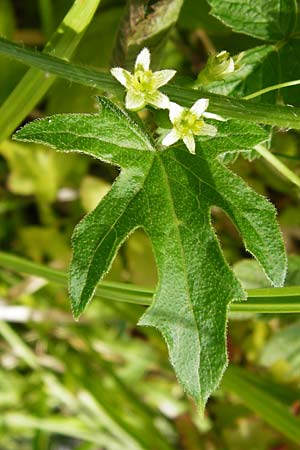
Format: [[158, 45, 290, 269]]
[[162, 99, 225, 154], [111, 48, 176, 111]]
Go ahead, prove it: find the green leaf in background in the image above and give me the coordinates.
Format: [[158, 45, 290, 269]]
[[112, 0, 184, 69], [178, 0, 229, 34], [276, 39, 300, 105], [260, 319, 300, 380], [249, 256, 300, 382], [200, 42, 300, 106], [14, 96, 286, 410], [234, 255, 300, 290], [202, 1, 300, 106], [207, 0, 298, 41], [0, 140, 87, 203]]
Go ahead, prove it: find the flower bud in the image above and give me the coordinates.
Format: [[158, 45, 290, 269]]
[[196, 51, 236, 86]]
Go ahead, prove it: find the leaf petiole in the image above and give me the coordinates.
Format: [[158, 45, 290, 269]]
[[243, 79, 300, 101]]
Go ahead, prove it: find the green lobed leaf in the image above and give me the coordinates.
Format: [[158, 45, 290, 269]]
[[207, 0, 298, 41], [14, 97, 287, 410]]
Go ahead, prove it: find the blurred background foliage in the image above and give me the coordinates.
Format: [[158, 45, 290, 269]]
[[0, 0, 300, 449]]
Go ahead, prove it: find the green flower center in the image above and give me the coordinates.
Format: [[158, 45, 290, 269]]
[[175, 110, 204, 136], [131, 69, 156, 94]]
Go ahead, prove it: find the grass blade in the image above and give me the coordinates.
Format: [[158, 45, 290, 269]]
[[0, 251, 299, 313], [0, 0, 101, 141], [222, 365, 300, 444]]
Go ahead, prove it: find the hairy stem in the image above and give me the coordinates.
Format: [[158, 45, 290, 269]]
[[1, 37, 300, 130]]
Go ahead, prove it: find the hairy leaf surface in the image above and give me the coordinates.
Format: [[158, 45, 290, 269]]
[[207, 0, 297, 41], [14, 97, 286, 409]]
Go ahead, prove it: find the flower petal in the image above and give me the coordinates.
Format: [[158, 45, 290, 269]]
[[135, 48, 150, 71], [198, 123, 217, 137], [226, 57, 235, 73], [169, 102, 184, 123], [203, 112, 226, 121], [152, 70, 176, 88], [125, 90, 145, 111], [110, 68, 131, 88], [147, 91, 170, 109], [183, 134, 196, 154], [190, 98, 209, 117], [162, 129, 180, 147]]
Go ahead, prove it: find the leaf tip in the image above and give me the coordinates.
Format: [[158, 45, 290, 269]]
[[12, 126, 25, 141], [70, 302, 81, 320], [69, 290, 84, 321]]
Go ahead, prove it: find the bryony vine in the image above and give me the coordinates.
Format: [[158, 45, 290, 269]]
[[14, 46, 287, 411]]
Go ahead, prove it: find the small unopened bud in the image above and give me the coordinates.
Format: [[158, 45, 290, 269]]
[[196, 51, 236, 86]]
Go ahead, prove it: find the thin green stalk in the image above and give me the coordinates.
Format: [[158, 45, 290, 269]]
[[0, 320, 39, 369], [0, 251, 300, 313], [243, 79, 300, 101], [38, 0, 55, 38], [255, 144, 300, 188], [0, 0, 101, 142], [1, 38, 300, 130], [222, 365, 300, 444]]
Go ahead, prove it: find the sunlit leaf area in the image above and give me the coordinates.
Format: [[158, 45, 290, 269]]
[[0, 1, 300, 448]]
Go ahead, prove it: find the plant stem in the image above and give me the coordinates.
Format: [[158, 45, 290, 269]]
[[0, 320, 39, 369], [1, 37, 300, 130], [243, 79, 300, 100], [0, 0, 101, 142], [0, 252, 300, 313], [255, 144, 300, 188]]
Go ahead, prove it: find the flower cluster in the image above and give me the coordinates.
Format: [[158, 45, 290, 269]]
[[111, 48, 225, 155]]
